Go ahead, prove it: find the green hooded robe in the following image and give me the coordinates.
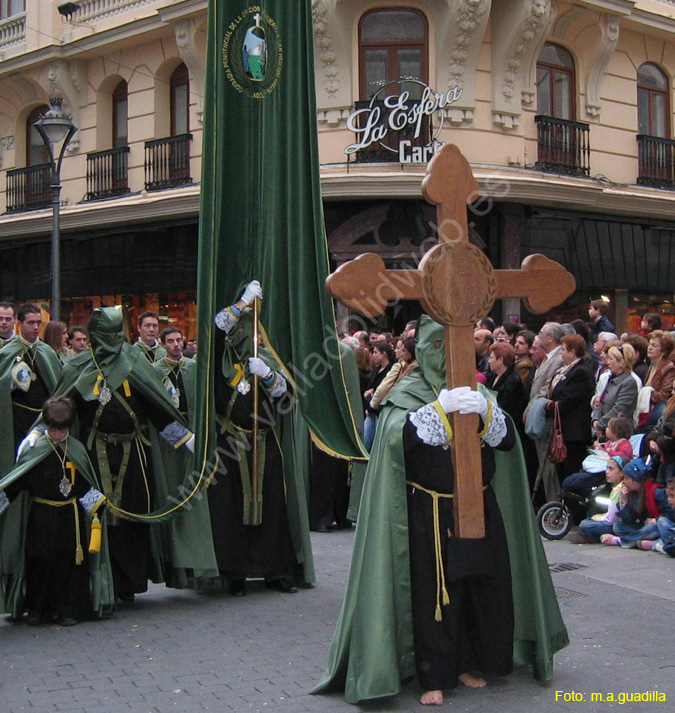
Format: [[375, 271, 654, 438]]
[[0, 434, 114, 618], [0, 337, 62, 476], [313, 316, 569, 703], [151, 355, 219, 585]]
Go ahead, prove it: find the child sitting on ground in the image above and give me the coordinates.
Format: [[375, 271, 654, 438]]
[[641, 476, 675, 556], [601, 458, 663, 548], [578, 454, 627, 543]]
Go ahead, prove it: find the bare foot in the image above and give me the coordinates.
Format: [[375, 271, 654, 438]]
[[420, 690, 443, 705], [459, 672, 487, 689]]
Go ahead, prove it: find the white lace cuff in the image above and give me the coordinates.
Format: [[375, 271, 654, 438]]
[[267, 372, 287, 398], [409, 404, 450, 448], [481, 404, 508, 447], [79, 488, 106, 516], [214, 306, 240, 333]]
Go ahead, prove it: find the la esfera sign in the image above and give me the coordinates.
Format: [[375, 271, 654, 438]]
[[345, 80, 463, 163]]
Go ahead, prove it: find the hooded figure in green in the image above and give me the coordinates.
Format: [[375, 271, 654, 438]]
[[313, 315, 568, 704], [209, 281, 314, 595], [45, 307, 195, 599]]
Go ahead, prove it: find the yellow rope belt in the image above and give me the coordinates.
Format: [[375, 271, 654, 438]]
[[32, 496, 84, 565], [406, 480, 488, 622], [14, 403, 42, 412]]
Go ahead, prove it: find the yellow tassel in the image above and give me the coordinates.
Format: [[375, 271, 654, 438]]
[[89, 516, 102, 553], [75, 545, 84, 565], [442, 588, 450, 606], [123, 380, 131, 397], [435, 603, 442, 622]]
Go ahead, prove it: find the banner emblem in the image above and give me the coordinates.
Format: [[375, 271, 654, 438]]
[[223, 7, 283, 98]]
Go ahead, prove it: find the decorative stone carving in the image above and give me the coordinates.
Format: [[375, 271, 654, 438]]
[[174, 19, 206, 121], [552, 5, 586, 40], [1, 135, 14, 151], [491, 0, 554, 128], [585, 14, 620, 119], [436, 0, 491, 126], [42, 59, 87, 146], [313, 0, 340, 97]]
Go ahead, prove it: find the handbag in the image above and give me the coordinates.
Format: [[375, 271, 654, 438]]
[[547, 401, 567, 463]]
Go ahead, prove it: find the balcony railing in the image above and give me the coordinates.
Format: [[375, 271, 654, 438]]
[[85, 146, 130, 201], [350, 100, 432, 163], [534, 115, 591, 177], [636, 134, 675, 189], [0, 12, 26, 55], [144, 134, 193, 191], [5, 163, 51, 213]]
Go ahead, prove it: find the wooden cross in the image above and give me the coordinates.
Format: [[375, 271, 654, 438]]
[[326, 144, 576, 538]]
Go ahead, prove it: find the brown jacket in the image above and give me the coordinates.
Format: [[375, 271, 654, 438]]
[[646, 358, 675, 404]]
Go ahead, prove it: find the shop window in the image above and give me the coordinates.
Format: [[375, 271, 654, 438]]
[[170, 63, 190, 136], [637, 63, 669, 138], [0, 0, 25, 20], [536, 43, 575, 120]]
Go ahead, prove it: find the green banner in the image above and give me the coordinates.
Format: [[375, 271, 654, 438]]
[[194, 1, 366, 473]]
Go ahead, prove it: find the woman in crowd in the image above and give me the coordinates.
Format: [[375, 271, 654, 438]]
[[513, 330, 535, 385], [369, 337, 417, 414], [363, 341, 394, 451], [486, 341, 526, 426], [43, 321, 69, 364], [591, 344, 639, 435], [546, 334, 596, 481], [641, 330, 675, 429]]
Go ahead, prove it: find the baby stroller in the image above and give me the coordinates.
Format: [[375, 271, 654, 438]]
[[536, 483, 611, 540]]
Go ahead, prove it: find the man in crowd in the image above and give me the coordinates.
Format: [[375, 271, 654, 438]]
[[474, 328, 494, 377], [524, 322, 564, 502], [135, 311, 166, 363], [353, 331, 370, 350], [0, 304, 62, 475], [0, 302, 16, 347], [67, 325, 89, 357], [593, 331, 619, 380]]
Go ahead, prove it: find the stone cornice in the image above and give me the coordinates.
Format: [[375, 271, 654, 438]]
[[6, 166, 675, 241], [0, 8, 181, 77], [573, 0, 635, 15]]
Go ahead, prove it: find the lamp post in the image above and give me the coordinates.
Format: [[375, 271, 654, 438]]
[[34, 97, 77, 322]]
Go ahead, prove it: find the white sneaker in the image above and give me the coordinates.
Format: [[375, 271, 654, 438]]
[[654, 541, 666, 555]]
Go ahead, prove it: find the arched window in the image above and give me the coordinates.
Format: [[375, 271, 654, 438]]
[[359, 8, 428, 101], [170, 64, 189, 136], [26, 104, 50, 166], [536, 43, 575, 120], [638, 63, 669, 138], [112, 80, 128, 148]]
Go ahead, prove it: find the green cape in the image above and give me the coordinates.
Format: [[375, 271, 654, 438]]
[[0, 337, 62, 476], [313, 323, 568, 703], [151, 356, 219, 586], [0, 434, 114, 618]]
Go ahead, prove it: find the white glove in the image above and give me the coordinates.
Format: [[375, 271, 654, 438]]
[[17, 430, 40, 460], [185, 434, 195, 453], [248, 357, 272, 379], [438, 386, 471, 413], [240, 280, 263, 305], [456, 390, 489, 418]]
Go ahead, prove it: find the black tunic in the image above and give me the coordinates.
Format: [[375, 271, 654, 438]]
[[76, 386, 173, 594], [402, 416, 515, 691], [209, 332, 296, 580], [12, 357, 51, 450], [4, 450, 91, 620]]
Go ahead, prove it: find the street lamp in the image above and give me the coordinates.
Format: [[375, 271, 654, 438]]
[[34, 97, 77, 322]]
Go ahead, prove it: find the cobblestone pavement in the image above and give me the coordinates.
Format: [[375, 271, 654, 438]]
[[2, 530, 675, 713]]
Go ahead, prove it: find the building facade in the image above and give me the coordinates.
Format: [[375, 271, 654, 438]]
[[2, 0, 675, 336]]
